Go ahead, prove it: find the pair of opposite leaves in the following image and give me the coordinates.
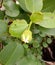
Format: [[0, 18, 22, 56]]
[[3, 0, 43, 17], [4, 0, 55, 28], [18, 0, 55, 29]]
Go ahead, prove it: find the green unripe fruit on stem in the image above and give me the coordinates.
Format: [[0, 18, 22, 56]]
[[21, 29, 32, 43], [30, 12, 43, 23]]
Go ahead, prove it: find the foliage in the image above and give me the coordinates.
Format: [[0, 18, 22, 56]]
[[0, 0, 55, 65]]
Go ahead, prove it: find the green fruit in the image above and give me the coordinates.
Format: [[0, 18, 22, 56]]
[[30, 12, 43, 23], [21, 29, 32, 43]]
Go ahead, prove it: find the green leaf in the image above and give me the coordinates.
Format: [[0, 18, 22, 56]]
[[35, 35, 42, 43], [0, 20, 8, 36], [3, 0, 20, 17], [33, 40, 40, 48], [0, 41, 24, 65], [37, 55, 42, 60], [9, 19, 28, 38], [23, 44, 28, 49], [18, 0, 43, 13], [36, 60, 42, 65], [42, 42, 48, 48], [37, 25, 55, 36], [16, 57, 28, 65], [42, 0, 55, 12], [46, 38, 52, 44], [36, 13, 55, 28], [16, 55, 37, 65]]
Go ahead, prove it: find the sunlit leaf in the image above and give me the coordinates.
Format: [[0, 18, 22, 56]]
[[9, 19, 28, 38], [36, 13, 55, 28], [18, 0, 43, 13]]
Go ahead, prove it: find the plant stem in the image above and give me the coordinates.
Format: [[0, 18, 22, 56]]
[[28, 21, 32, 30]]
